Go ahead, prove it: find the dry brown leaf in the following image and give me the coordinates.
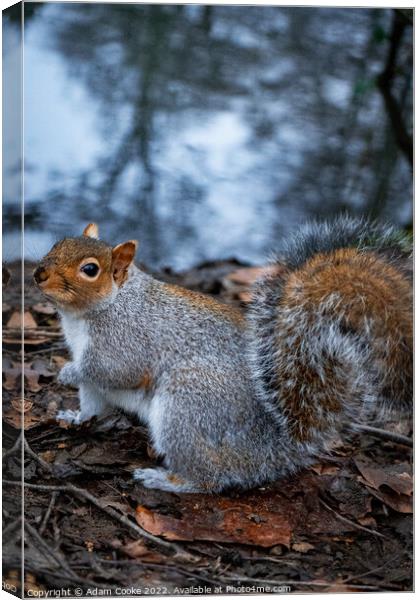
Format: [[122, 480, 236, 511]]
[[6, 312, 21, 328], [366, 486, 413, 514], [52, 356, 68, 369], [32, 303, 57, 315], [292, 542, 315, 553], [117, 539, 164, 562], [355, 458, 413, 496], [7, 311, 38, 329], [4, 406, 39, 430], [357, 515, 377, 527], [24, 312, 38, 328], [2, 364, 21, 390], [11, 398, 33, 413], [46, 400, 58, 419], [3, 336, 50, 346], [225, 265, 282, 286], [355, 457, 413, 514], [39, 450, 57, 463], [311, 463, 340, 476]]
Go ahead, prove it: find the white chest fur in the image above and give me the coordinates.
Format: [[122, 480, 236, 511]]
[[59, 310, 153, 427], [60, 312, 90, 363]]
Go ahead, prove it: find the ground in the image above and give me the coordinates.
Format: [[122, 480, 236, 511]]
[[2, 260, 413, 596]]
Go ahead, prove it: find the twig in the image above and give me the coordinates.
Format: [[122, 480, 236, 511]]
[[25, 521, 79, 579], [39, 491, 59, 535], [20, 438, 195, 556], [3, 479, 183, 555], [342, 554, 400, 584], [23, 436, 52, 470], [349, 424, 412, 448], [2, 517, 22, 538], [318, 497, 387, 539], [3, 432, 23, 460]]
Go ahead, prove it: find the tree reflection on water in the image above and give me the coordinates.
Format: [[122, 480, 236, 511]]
[[5, 4, 413, 269]]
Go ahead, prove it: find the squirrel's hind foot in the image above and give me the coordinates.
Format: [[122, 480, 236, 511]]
[[133, 467, 201, 493]]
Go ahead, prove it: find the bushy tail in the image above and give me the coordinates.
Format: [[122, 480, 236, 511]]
[[248, 216, 412, 451]]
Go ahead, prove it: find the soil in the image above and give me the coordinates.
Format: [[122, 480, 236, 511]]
[[2, 260, 413, 596]]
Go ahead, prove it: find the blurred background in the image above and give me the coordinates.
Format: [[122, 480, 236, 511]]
[[3, 3, 413, 270]]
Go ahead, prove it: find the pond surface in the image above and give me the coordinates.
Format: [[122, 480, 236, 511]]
[[3, 4, 412, 269]]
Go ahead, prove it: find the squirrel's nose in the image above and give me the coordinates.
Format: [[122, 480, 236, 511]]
[[33, 266, 49, 284]]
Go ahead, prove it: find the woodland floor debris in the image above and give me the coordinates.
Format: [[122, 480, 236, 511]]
[[2, 261, 413, 595]]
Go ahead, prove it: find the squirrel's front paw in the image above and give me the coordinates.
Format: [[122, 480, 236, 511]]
[[56, 409, 85, 425], [58, 363, 80, 387]]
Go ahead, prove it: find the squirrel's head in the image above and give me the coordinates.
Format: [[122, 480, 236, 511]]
[[33, 224, 138, 311]]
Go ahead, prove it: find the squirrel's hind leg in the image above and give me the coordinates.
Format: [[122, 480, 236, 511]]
[[133, 467, 202, 493]]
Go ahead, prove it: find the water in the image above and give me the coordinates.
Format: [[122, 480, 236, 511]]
[[3, 4, 412, 270]]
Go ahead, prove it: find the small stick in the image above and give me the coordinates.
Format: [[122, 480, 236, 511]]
[[39, 491, 59, 535], [349, 424, 412, 448], [4, 479, 183, 555], [20, 438, 194, 557], [318, 497, 387, 539], [3, 432, 23, 460], [342, 554, 400, 584], [25, 521, 78, 579], [23, 436, 52, 471]]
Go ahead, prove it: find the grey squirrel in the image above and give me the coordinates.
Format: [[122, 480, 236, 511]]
[[34, 217, 412, 493]]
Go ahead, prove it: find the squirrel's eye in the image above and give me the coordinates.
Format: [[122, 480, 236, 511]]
[[81, 263, 99, 277]]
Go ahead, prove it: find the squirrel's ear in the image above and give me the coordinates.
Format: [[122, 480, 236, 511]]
[[112, 240, 138, 284], [83, 223, 99, 239]]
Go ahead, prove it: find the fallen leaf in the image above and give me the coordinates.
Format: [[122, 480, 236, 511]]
[[4, 405, 40, 430], [355, 457, 413, 514], [7, 311, 38, 329], [365, 486, 413, 514], [113, 539, 164, 563], [24, 573, 45, 595], [311, 463, 341, 476], [39, 450, 57, 463], [52, 356, 68, 369], [225, 265, 282, 286], [355, 458, 413, 496], [292, 542, 315, 553], [2, 363, 21, 390], [46, 400, 58, 419], [11, 398, 33, 413], [76, 444, 129, 466], [357, 515, 377, 527], [32, 303, 57, 316], [3, 336, 50, 346]]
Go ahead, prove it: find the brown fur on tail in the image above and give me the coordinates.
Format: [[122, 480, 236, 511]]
[[248, 217, 412, 446]]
